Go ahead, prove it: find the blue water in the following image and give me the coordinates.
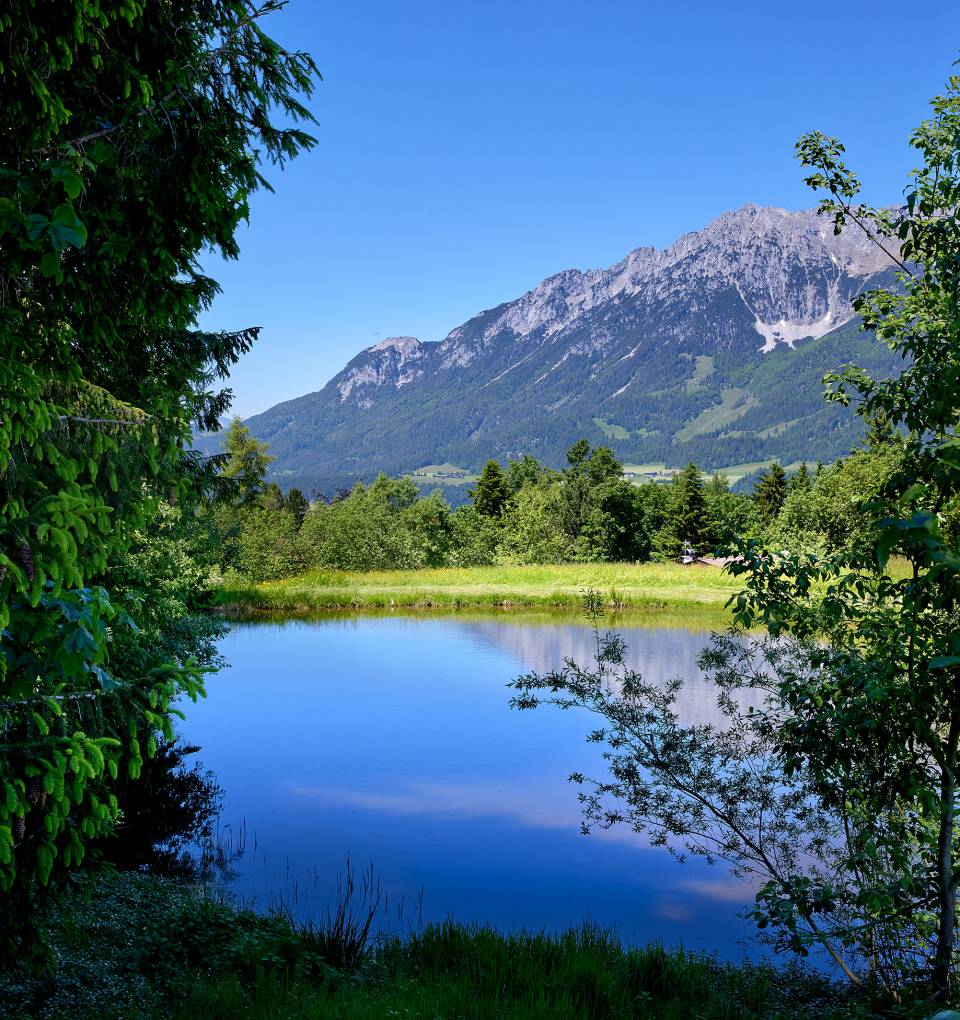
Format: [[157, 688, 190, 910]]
[[182, 613, 756, 957]]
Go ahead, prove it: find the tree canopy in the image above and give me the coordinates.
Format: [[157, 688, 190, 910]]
[[727, 77, 960, 998], [0, 0, 318, 952], [220, 418, 275, 505]]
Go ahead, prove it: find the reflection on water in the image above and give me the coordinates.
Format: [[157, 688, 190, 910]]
[[181, 611, 756, 957]]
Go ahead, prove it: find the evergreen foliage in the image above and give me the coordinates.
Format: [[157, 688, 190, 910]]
[[285, 488, 310, 527], [0, 0, 318, 954], [753, 462, 788, 523], [210, 438, 911, 581], [469, 460, 510, 517], [656, 463, 710, 558], [790, 463, 811, 495], [221, 418, 275, 506], [704, 472, 757, 549]]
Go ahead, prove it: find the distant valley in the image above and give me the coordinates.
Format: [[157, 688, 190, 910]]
[[223, 205, 904, 495]]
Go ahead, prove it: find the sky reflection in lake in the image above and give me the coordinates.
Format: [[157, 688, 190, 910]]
[[182, 613, 757, 956]]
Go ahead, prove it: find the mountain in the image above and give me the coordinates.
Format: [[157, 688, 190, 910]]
[[235, 205, 905, 495]]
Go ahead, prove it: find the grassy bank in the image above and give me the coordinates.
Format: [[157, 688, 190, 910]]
[[217, 562, 745, 615], [4, 871, 874, 1020]]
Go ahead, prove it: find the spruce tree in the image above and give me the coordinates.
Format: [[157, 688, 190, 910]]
[[285, 488, 310, 527], [754, 462, 788, 523], [565, 439, 591, 471], [862, 410, 900, 453], [790, 462, 811, 495], [221, 418, 274, 505], [658, 463, 709, 558], [258, 483, 286, 511], [469, 460, 510, 517]]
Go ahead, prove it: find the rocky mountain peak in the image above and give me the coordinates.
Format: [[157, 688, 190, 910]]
[[668, 204, 893, 276], [336, 335, 431, 407], [329, 206, 900, 407], [242, 204, 905, 494], [432, 205, 901, 373], [370, 335, 425, 355]]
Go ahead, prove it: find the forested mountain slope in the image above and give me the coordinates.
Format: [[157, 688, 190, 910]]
[[232, 205, 904, 494]]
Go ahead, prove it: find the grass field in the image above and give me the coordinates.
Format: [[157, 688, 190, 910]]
[[217, 562, 745, 616], [592, 416, 632, 440], [405, 463, 478, 486], [622, 461, 673, 478], [401, 457, 820, 493], [675, 387, 760, 442], [219, 556, 915, 620], [684, 353, 716, 391], [620, 460, 800, 487]]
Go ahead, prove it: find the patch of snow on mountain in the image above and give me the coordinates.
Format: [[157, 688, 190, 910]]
[[752, 308, 848, 352]]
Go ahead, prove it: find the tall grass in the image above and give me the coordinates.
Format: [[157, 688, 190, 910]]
[[177, 920, 864, 1020], [3, 870, 913, 1019], [291, 859, 382, 974]]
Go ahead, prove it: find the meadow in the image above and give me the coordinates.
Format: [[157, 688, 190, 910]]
[[217, 561, 746, 614]]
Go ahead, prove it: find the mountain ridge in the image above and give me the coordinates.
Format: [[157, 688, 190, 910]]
[[227, 204, 904, 495]]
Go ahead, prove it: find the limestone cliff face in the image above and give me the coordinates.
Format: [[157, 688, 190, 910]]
[[242, 205, 903, 493], [335, 337, 427, 408], [331, 205, 891, 409]]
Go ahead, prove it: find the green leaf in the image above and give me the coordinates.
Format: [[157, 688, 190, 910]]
[[929, 656, 960, 670], [48, 204, 87, 250], [93, 666, 121, 692], [901, 482, 926, 502], [24, 213, 48, 241], [51, 167, 83, 199], [932, 549, 960, 571], [876, 530, 898, 569]]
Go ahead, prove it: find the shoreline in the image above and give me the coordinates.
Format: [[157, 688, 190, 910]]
[[5, 870, 859, 1020]]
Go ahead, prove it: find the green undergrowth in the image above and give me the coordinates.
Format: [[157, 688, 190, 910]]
[[0, 871, 899, 1020]]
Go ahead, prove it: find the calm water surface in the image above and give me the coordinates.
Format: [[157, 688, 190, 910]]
[[182, 612, 756, 957]]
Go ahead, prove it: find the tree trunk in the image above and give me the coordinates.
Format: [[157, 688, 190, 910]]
[[932, 749, 957, 1000]]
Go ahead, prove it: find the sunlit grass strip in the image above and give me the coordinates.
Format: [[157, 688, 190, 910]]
[[218, 558, 913, 622], [216, 562, 746, 614]]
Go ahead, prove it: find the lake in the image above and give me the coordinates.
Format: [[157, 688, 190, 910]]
[[182, 610, 758, 957]]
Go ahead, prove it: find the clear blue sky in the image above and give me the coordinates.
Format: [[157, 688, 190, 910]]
[[202, 0, 960, 418]]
